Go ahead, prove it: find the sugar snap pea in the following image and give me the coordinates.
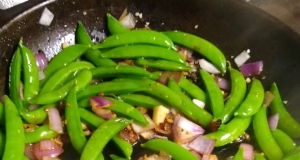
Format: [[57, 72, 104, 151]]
[[76, 21, 116, 66], [80, 117, 132, 160], [0, 102, 4, 125], [43, 44, 91, 80], [163, 31, 226, 73], [254, 153, 266, 160], [253, 105, 283, 160], [234, 78, 264, 117], [25, 124, 58, 144], [199, 69, 224, 118], [100, 45, 184, 64], [31, 69, 92, 104], [3, 95, 25, 160], [40, 61, 95, 95], [0, 129, 4, 158], [110, 154, 129, 160], [283, 146, 300, 160], [93, 30, 176, 49], [178, 77, 206, 102], [216, 67, 246, 123], [270, 83, 300, 138], [141, 139, 199, 160], [232, 147, 244, 160], [118, 94, 163, 109], [19, 41, 39, 103], [21, 104, 55, 124], [106, 13, 129, 34], [271, 129, 296, 155], [135, 58, 192, 71]]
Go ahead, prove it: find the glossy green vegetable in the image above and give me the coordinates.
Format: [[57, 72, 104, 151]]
[[21, 104, 55, 124], [135, 58, 192, 71], [271, 129, 296, 155], [118, 94, 163, 109], [25, 124, 58, 144], [3, 95, 25, 160], [93, 30, 175, 49], [110, 154, 129, 160], [178, 77, 206, 102], [283, 146, 300, 160], [141, 139, 199, 160], [0, 102, 4, 125], [254, 153, 266, 160], [253, 105, 283, 160], [234, 78, 264, 117], [270, 83, 300, 138], [80, 117, 131, 160], [0, 129, 4, 158], [100, 45, 184, 64], [232, 147, 244, 160], [163, 31, 226, 73], [106, 13, 129, 34]]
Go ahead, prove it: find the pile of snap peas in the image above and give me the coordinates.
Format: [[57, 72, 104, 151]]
[[0, 12, 300, 160]]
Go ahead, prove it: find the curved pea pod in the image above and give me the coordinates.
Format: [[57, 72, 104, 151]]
[[93, 30, 176, 49], [199, 69, 224, 118], [232, 147, 244, 160], [135, 58, 192, 71], [205, 116, 251, 146], [21, 104, 55, 124], [9, 47, 24, 111], [75, 21, 116, 67], [141, 139, 199, 160], [3, 95, 25, 160], [118, 94, 163, 109], [254, 153, 266, 160], [106, 13, 129, 34], [270, 83, 300, 138], [163, 31, 226, 73], [31, 69, 92, 104], [0, 102, 4, 125], [110, 154, 129, 160], [91, 65, 152, 79], [19, 42, 40, 103], [0, 129, 4, 158], [253, 106, 283, 160], [234, 78, 264, 117], [40, 61, 95, 95], [43, 44, 91, 79], [283, 146, 300, 160], [80, 117, 132, 160], [149, 71, 162, 81], [100, 45, 184, 64], [110, 136, 133, 160], [178, 77, 206, 103], [115, 78, 213, 126], [271, 129, 296, 155], [217, 67, 246, 123], [25, 124, 58, 144], [76, 81, 148, 100]]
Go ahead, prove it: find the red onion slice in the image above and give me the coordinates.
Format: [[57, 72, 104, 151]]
[[268, 113, 279, 131], [119, 12, 136, 29], [240, 143, 254, 160], [25, 144, 35, 160], [190, 150, 202, 160], [48, 108, 63, 134], [188, 135, 216, 155], [33, 140, 64, 160], [263, 91, 274, 107], [234, 49, 251, 67], [35, 50, 48, 71], [158, 71, 182, 85], [199, 59, 221, 74], [132, 114, 156, 133], [140, 130, 155, 139], [240, 61, 263, 77], [90, 96, 113, 108], [214, 76, 230, 90]]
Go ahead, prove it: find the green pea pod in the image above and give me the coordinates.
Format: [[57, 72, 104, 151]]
[[270, 83, 300, 138], [254, 153, 266, 160], [80, 117, 132, 160], [232, 147, 244, 160], [0, 102, 4, 125], [168, 77, 183, 93], [40, 61, 95, 95], [253, 105, 283, 160], [199, 69, 224, 118], [234, 78, 264, 117], [105, 97, 148, 125], [106, 13, 129, 34], [77, 97, 90, 108], [23, 155, 30, 160], [135, 58, 192, 71], [149, 71, 162, 81], [110, 154, 129, 160], [9, 47, 24, 111], [0, 129, 4, 158], [271, 129, 296, 155], [283, 146, 300, 160], [163, 31, 226, 73], [141, 139, 199, 160], [205, 116, 251, 146], [178, 77, 206, 102], [3, 95, 25, 160], [216, 67, 246, 123], [118, 94, 163, 109], [79, 108, 133, 159], [31, 69, 92, 104], [21, 104, 55, 124], [93, 30, 175, 50], [76, 21, 116, 67], [91, 65, 151, 79], [76, 81, 148, 100], [66, 87, 87, 154], [25, 124, 58, 144], [115, 78, 213, 126], [44, 44, 91, 79], [101, 45, 184, 64], [19, 42, 39, 103]]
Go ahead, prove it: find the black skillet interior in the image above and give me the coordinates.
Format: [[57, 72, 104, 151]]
[[0, 0, 300, 159]]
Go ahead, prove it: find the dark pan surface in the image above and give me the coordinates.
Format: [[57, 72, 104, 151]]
[[1, 0, 300, 159]]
